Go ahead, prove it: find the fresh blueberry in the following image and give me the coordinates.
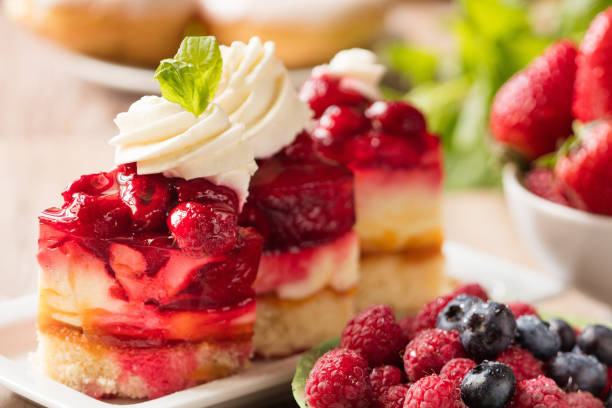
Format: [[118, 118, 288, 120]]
[[516, 315, 561, 360], [577, 324, 612, 365], [548, 352, 607, 395], [437, 294, 482, 331], [548, 318, 576, 352], [460, 361, 516, 408], [460, 301, 517, 360]]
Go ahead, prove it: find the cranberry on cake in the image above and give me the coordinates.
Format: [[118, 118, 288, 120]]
[[213, 38, 359, 357], [36, 37, 263, 399], [300, 49, 445, 314]]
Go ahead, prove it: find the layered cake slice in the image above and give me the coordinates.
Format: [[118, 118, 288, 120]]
[[299, 49, 445, 314], [213, 38, 360, 357], [36, 37, 263, 399]]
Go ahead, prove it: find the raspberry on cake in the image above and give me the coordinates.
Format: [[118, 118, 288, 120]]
[[300, 49, 445, 315], [213, 38, 360, 357], [36, 37, 264, 399]]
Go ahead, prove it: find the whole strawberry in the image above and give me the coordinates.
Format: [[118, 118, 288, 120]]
[[555, 121, 612, 215], [490, 40, 577, 159], [573, 7, 612, 123]]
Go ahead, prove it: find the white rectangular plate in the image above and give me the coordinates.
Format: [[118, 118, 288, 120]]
[[0, 242, 563, 408]]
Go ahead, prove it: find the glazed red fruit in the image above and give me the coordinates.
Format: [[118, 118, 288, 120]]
[[56, 193, 132, 238], [565, 391, 605, 408], [62, 172, 114, 202], [451, 283, 489, 302], [312, 106, 370, 161], [404, 375, 465, 408], [174, 177, 239, 213], [508, 302, 540, 319], [299, 74, 369, 119], [280, 130, 319, 162], [555, 121, 612, 215], [119, 173, 173, 232], [496, 346, 544, 382], [573, 7, 612, 122], [167, 202, 238, 257], [403, 329, 466, 382], [242, 150, 355, 251], [340, 305, 405, 366], [440, 358, 476, 387], [490, 40, 577, 159], [370, 365, 403, 398], [413, 295, 454, 332], [378, 385, 408, 408], [524, 168, 571, 206], [365, 101, 427, 137], [510, 376, 569, 408], [305, 348, 371, 408]]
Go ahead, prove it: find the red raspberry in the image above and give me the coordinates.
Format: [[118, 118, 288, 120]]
[[566, 392, 605, 408], [365, 101, 427, 137], [340, 305, 405, 366], [378, 384, 408, 408], [370, 365, 403, 397], [451, 283, 489, 301], [119, 173, 173, 232], [305, 349, 371, 408], [398, 315, 417, 342], [403, 329, 466, 382], [62, 171, 114, 202], [508, 302, 540, 319], [524, 168, 571, 206], [404, 375, 465, 408], [413, 295, 454, 332], [440, 358, 476, 387], [300, 74, 369, 119], [496, 346, 544, 382], [510, 376, 569, 408]]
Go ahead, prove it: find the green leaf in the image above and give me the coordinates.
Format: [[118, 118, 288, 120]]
[[559, 0, 612, 40], [292, 337, 340, 408], [383, 43, 440, 86], [154, 36, 222, 118]]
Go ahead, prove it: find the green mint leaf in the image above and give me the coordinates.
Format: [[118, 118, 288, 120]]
[[154, 36, 222, 118]]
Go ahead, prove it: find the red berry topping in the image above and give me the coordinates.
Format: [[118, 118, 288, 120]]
[[508, 302, 540, 319], [299, 74, 369, 119], [174, 177, 239, 212], [305, 348, 372, 408], [340, 305, 405, 366], [555, 120, 612, 215], [566, 391, 605, 408], [496, 346, 544, 382], [404, 375, 465, 408], [413, 295, 454, 332], [573, 7, 612, 123], [451, 283, 489, 301], [62, 172, 114, 202], [490, 40, 577, 159], [510, 376, 569, 408], [378, 384, 408, 408], [119, 173, 173, 232], [280, 130, 319, 162], [403, 329, 466, 382], [398, 315, 417, 342], [365, 101, 427, 137], [244, 150, 355, 251], [370, 365, 403, 397], [312, 106, 370, 161], [167, 202, 238, 257], [440, 358, 476, 387], [56, 193, 132, 238], [524, 168, 571, 206]]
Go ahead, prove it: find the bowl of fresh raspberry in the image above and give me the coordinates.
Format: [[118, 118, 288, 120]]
[[492, 7, 612, 304]]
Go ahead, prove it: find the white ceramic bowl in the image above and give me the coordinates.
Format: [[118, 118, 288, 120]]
[[503, 164, 612, 304]]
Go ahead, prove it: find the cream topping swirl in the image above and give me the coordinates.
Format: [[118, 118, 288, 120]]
[[214, 37, 312, 158], [110, 96, 256, 204], [313, 48, 386, 100]]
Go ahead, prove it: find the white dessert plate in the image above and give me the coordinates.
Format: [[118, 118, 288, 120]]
[[0, 242, 563, 408]]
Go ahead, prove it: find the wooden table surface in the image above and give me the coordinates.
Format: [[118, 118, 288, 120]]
[[0, 5, 610, 408]]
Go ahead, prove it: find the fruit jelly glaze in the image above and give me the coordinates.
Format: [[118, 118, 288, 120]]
[[37, 163, 263, 346]]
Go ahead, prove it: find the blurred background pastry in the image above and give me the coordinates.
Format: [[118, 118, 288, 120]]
[[198, 0, 391, 68], [3, 0, 197, 66]]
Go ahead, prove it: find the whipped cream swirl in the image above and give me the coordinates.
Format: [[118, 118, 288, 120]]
[[110, 96, 256, 204], [313, 48, 386, 100], [214, 37, 312, 158]]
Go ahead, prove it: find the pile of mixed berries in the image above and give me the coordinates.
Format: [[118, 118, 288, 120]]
[[490, 6, 612, 216], [304, 284, 612, 408]]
